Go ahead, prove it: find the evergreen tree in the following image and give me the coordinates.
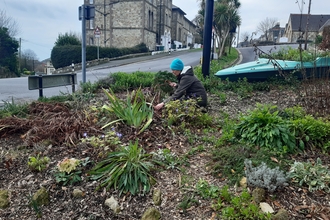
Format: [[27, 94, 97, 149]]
[[0, 27, 19, 73]]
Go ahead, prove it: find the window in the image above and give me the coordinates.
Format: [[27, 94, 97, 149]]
[[89, 37, 94, 45], [89, 0, 94, 4]]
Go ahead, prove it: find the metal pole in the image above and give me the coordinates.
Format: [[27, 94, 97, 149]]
[[82, 4, 86, 83], [202, 0, 214, 78]]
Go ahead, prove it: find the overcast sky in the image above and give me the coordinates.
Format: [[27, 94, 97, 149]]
[[1, 0, 329, 61]]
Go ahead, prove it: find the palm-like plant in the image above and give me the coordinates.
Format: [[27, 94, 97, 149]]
[[102, 87, 153, 134]]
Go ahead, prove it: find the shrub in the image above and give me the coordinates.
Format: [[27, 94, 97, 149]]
[[235, 104, 296, 153], [244, 159, 288, 193], [163, 99, 212, 127], [89, 141, 155, 195]]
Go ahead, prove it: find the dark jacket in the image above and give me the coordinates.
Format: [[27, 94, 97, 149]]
[[164, 66, 207, 107]]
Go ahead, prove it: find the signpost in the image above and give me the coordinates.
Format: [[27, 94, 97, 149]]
[[94, 26, 101, 60]]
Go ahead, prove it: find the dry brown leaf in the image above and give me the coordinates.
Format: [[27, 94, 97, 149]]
[[270, 157, 279, 163]]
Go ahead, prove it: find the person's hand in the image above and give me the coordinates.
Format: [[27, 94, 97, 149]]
[[154, 102, 165, 110], [168, 82, 177, 87]]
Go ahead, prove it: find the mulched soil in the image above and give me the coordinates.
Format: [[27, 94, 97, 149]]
[[1, 87, 330, 220]]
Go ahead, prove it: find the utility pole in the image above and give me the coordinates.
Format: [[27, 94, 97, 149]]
[[304, 0, 312, 50]]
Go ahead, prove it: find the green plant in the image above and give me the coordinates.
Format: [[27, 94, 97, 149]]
[[28, 154, 50, 172], [0, 98, 29, 119], [164, 99, 212, 127], [81, 130, 121, 152], [54, 157, 89, 185], [27, 194, 42, 218], [178, 193, 199, 212], [196, 179, 220, 199], [213, 186, 272, 220], [89, 141, 155, 195], [102, 87, 153, 134], [152, 70, 177, 94], [235, 104, 296, 153], [289, 158, 330, 192], [291, 115, 330, 151], [151, 148, 181, 170]]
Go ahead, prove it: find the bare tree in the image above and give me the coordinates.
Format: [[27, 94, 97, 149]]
[[240, 31, 250, 42], [256, 17, 278, 41], [0, 9, 20, 37]]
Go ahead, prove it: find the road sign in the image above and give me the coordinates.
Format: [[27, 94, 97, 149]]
[[94, 27, 101, 38]]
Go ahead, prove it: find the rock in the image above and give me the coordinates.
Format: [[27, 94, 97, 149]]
[[252, 187, 266, 204], [260, 202, 274, 214], [0, 189, 9, 209], [32, 187, 49, 206], [240, 177, 247, 188], [152, 189, 162, 206], [272, 208, 289, 220], [141, 207, 161, 220], [105, 196, 120, 214], [72, 189, 84, 198]]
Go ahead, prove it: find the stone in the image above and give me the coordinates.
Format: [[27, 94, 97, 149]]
[[240, 177, 247, 188], [141, 207, 161, 220], [32, 187, 49, 206], [272, 208, 289, 220], [259, 202, 274, 214], [0, 190, 9, 209], [152, 189, 162, 206], [72, 189, 84, 198], [252, 187, 266, 204], [105, 196, 120, 214]]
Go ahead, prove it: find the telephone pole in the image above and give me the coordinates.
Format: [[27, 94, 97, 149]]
[[304, 0, 312, 50]]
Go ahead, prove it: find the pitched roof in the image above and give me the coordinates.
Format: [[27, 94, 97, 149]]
[[172, 4, 186, 15], [319, 19, 330, 32], [289, 14, 330, 32]]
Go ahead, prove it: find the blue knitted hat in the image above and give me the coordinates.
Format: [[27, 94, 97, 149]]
[[170, 58, 184, 70]]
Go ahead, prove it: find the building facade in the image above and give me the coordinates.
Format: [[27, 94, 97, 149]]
[[84, 0, 196, 51], [285, 14, 330, 43]]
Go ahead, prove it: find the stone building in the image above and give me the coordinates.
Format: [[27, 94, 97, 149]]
[[285, 14, 330, 43], [171, 5, 196, 49], [84, 0, 196, 51]]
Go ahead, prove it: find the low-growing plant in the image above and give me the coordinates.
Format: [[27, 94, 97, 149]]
[[196, 179, 220, 199], [102, 87, 153, 134], [288, 158, 330, 192], [54, 157, 90, 185], [89, 141, 156, 195], [178, 193, 199, 212], [81, 130, 122, 152], [0, 98, 29, 119], [109, 71, 155, 92], [28, 154, 50, 172], [291, 115, 330, 151], [151, 148, 181, 170], [214, 186, 272, 220], [164, 99, 212, 127], [235, 103, 296, 153], [244, 159, 288, 193]]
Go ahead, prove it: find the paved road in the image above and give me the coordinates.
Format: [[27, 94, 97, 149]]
[[0, 50, 202, 105], [237, 44, 300, 63]]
